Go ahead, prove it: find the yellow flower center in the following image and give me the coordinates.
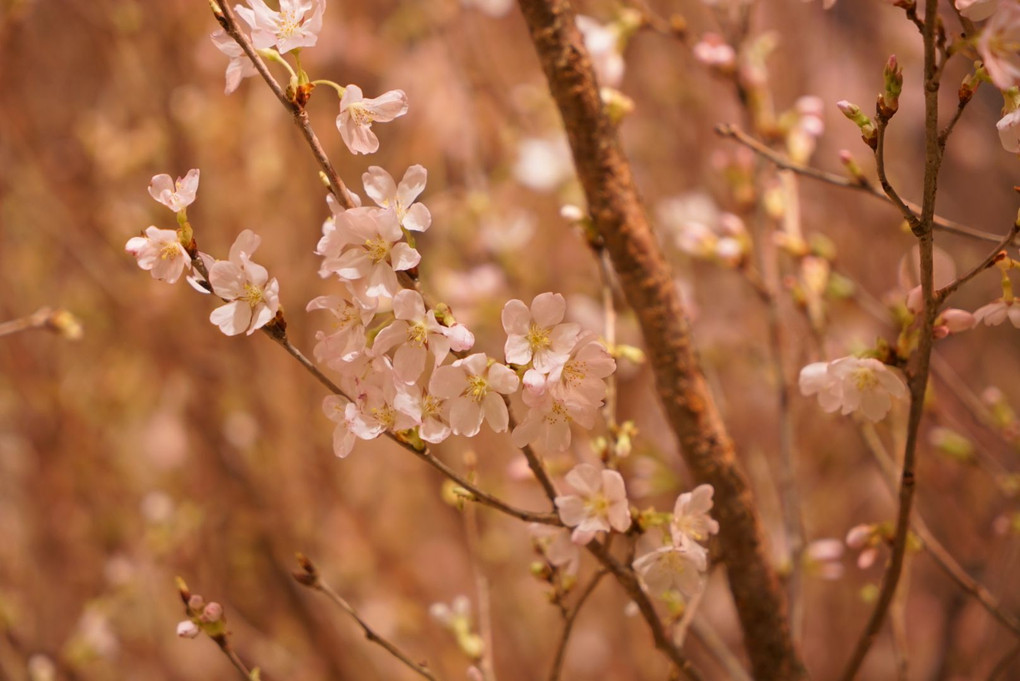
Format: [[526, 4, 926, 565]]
[[242, 282, 264, 309]]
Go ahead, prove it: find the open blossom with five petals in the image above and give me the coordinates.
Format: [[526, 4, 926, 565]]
[[372, 290, 459, 384], [148, 169, 199, 213], [392, 379, 451, 444], [671, 485, 720, 549], [502, 292, 580, 372], [208, 229, 280, 336], [428, 353, 519, 436], [337, 85, 409, 155], [632, 541, 706, 598], [234, 0, 325, 54], [125, 226, 191, 283], [511, 385, 597, 452], [363, 165, 432, 232], [555, 463, 632, 545], [799, 356, 908, 422], [210, 30, 257, 94], [316, 206, 421, 299], [306, 288, 376, 366]]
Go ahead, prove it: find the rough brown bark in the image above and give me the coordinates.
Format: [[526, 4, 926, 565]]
[[515, 1, 805, 678]]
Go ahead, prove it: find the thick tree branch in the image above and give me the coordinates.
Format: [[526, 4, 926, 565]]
[[514, 1, 803, 678]]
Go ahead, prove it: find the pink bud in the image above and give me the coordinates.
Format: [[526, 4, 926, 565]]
[[201, 602, 223, 623], [176, 620, 200, 639], [940, 308, 976, 333]]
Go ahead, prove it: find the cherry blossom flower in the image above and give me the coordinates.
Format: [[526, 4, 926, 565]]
[[208, 230, 280, 336], [804, 539, 845, 580], [306, 290, 376, 366], [362, 165, 432, 232], [210, 30, 257, 94], [176, 620, 200, 639], [322, 395, 358, 458], [978, 1, 1020, 91], [692, 33, 735, 69], [460, 0, 514, 17], [529, 524, 580, 576], [125, 226, 191, 283], [428, 353, 519, 436], [148, 169, 199, 213], [998, 108, 1020, 153], [372, 290, 455, 384], [632, 542, 705, 598], [315, 206, 421, 300], [532, 331, 616, 403], [575, 15, 624, 88], [513, 136, 574, 192], [336, 85, 408, 155], [392, 379, 451, 444], [502, 293, 580, 373], [957, 0, 999, 21], [554, 463, 632, 544], [799, 356, 908, 422], [511, 385, 597, 451], [234, 0, 325, 54], [974, 296, 1020, 327], [347, 369, 418, 442], [671, 484, 720, 548]]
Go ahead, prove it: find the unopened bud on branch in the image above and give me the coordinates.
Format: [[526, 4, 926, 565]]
[[837, 100, 878, 149], [879, 55, 902, 118]]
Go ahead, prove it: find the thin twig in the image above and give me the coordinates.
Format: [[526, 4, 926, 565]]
[[584, 541, 704, 681], [547, 570, 607, 681], [936, 220, 1020, 303], [260, 326, 559, 526], [860, 424, 1020, 637], [294, 555, 441, 681], [874, 117, 918, 227], [0, 307, 81, 340], [210, 0, 353, 207], [839, 1, 943, 674], [715, 123, 1005, 244], [689, 617, 754, 681]]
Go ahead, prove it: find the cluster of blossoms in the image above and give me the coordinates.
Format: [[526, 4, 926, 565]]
[[125, 170, 281, 336], [312, 176, 616, 457], [544, 463, 719, 601], [211, 0, 408, 155], [632, 485, 720, 598], [799, 356, 908, 423]]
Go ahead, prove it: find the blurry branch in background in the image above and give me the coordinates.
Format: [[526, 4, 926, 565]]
[[715, 123, 1008, 244], [293, 555, 442, 681], [0, 307, 82, 341], [209, 0, 353, 207], [547, 570, 606, 681], [515, 0, 802, 679], [858, 423, 1020, 638]]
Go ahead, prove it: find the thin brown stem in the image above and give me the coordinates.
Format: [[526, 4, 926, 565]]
[[936, 220, 1020, 303], [874, 117, 918, 228], [210, 0, 353, 207], [294, 555, 441, 681], [715, 123, 1004, 243], [260, 326, 559, 526], [584, 541, 703, 681], [0, 307, 81, 340], [839, 0, 942, 676], [547, 570, 607, 681]]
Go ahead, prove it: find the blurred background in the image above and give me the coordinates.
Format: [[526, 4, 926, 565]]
[[1, 0, 1019, 678]]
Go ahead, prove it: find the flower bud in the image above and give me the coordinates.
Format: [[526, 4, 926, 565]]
[[837, 100, 877, 149], [176, 620, 200, 639], [879, 55, 902, 118]]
